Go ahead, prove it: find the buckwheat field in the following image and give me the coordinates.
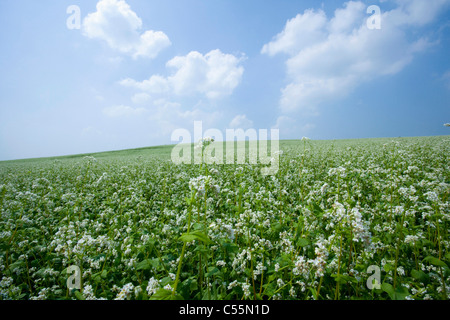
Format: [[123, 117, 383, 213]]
[[0, 136, 448, 300]]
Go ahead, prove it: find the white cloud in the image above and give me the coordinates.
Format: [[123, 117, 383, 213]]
[[262, 0, 448, 114], [82, 0, 171, 59], [261, 9, 328, 56], [387, 0, 450, 27], [81, 126, 104, 137], [120, 75, 170, 94], [272, 116, 315, 138], [131, 92, 151, 104], [120, 49, 245, 99], [102, 105, 147, 117], [229, 114, 254, 129], [272, 115, 295, 130], [148, 99, 222, 137], [329, 1, 366, 34]]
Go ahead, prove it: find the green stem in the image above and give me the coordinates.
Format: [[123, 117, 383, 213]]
[[172, 242, 187, 296], [172, 194, 194, 296], [393, 210, 406, 289], [334, 232, 344, 300]]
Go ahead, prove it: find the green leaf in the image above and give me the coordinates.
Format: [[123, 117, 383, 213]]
[[423, 256, 448, 268], [149, 289, 172, 300], [268, 274, 277, 282], [381, 283, 410, 300], [312, 203, 324, 214], [159, 277, 173, 288], [411, 269, 429, 284], [383, 263, 394, 273], [394, 286, 410, 300], [205, 267, 219, 277], [179, 230, 211, 244], [221, 241, 239, 254], [192, 223, 204, 231], [74, 290, 85, 300], [420, 239, 434, 247], [190, 280, 198, 291], [310, 287, 318, 300], [136, 259, 153, 271], [332, 274, 359, 284], [92, 272, 102, 283], [150, 289, 183, 300], [147, 239, 156, 253], [272, 223, 282, 233], [381, 283, 395, 300], [296, 237, 310, 248], [263, 281, 276, 297], [17, 293, 27, 299]]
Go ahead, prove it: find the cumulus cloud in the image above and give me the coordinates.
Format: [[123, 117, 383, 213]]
[[120, 75, 170, 94], [82, 0, 171, 59], [148, 99, 222, 137], [272, 116, 315, 138], [262, 0, 449, 114], [131, 92, 151, 104], [261, 9, 328, 56], [229, 114, 254, 129], [102, 105, 147, 117], [386, 0, 450, 27], [120, 49, 245, 99]]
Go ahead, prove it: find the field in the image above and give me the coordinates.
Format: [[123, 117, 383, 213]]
[[0, 136, 449, 300]]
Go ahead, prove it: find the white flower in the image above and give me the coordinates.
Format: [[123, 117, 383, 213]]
[[134, 286, 142, 298], [146, 277, 160, 297], [84, 284, 95, 300], [274, 263, 280, 272], [227, 280, 238, 290], [115, 283, 134, 300], [424, 191, 438, 203], [289, 286, 297, 298], [216, 260, 226, 267], [189, 175, 212, 197], [242, 282, 251, 298], [404, 235, 419, 244], [277, 278, 285, 288], [293, 256, 308, 276], [30, 288, 50, 300]]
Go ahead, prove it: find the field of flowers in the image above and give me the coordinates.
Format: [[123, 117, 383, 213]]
[[0, 136, 448, 300]]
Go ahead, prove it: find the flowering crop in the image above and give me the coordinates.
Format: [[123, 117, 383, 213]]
[[0, 136, 448, 300]]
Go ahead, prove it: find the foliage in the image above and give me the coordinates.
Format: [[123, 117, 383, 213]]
[[0, 136, 448, 300]]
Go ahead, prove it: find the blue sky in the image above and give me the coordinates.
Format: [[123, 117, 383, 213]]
[[0, 0, 449, 160]]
